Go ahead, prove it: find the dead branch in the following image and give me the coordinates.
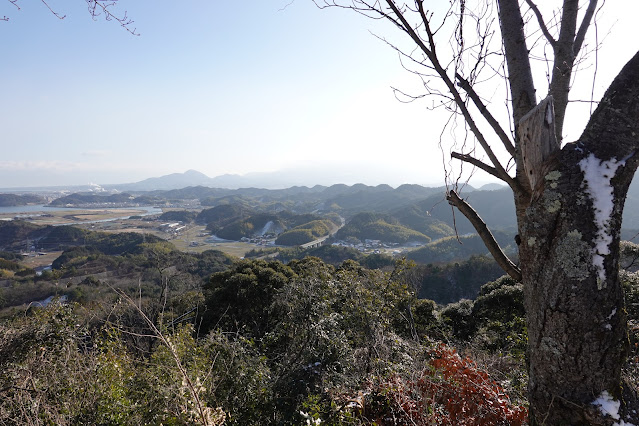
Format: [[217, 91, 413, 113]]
[[41, 0, 65, 19], [498, 0, 537, 125], [446, 189, 522, 281], [114, 288, 213, 426], [523, 0, 556, 47], [451, 151, 501, 180], [86, 0, 139, 35], [455, 73, 516, 157], [574, 0, 598, 55]]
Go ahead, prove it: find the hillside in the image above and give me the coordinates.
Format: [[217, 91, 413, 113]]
[[214, 214, 284, 241], [392, 203, 456, 239], [0, 193, 46, 207], [407, 231, 517, 264], [274, 219, 334, 246], [48, 192, 158, 207], [0, 220, 164, 254], [336, 212, 431, 244]]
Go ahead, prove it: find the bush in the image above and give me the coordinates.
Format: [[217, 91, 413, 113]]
[[621, 270, 639, 320], [0, 303, 226, 426], [473, 280, 525, 323], [361, 343, 527, 425]]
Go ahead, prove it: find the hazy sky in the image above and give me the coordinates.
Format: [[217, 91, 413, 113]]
[[1, 1, 638, 188]]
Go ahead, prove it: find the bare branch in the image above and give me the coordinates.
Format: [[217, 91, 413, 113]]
[[114, 288, 213, 425], [3, 0, 138, 34], [446, 190, 522, 281], [548, 0, 600, 140], [383, 1, 518, 191], [523, 0, 556, 47], [497, 0, 537, 125], [573, 0, 598, 55], [455, 73, 516, 157], [41, 0, 65, 19], [86, 1, 139, 36], [451, 151, 502, 181]]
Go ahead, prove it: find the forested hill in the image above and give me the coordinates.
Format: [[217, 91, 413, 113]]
[[14, 180, 639, 234], [0, 193, 46, 207]]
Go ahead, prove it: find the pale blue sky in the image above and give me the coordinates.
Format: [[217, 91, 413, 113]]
[[1, 1, 637, 188]]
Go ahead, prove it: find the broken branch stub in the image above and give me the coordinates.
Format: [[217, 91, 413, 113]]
[[519, 96, 560, 194]]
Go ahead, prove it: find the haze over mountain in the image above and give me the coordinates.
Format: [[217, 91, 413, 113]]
[[103, 168, 480, 191]]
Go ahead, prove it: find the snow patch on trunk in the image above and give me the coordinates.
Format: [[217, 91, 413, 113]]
[[592, 390, 638, 425], [579, 154, 626, 288], [593, 391, 620, 419]]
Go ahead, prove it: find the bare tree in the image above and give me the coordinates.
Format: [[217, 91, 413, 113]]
[[315, 0, 639, 423], [3, 0, 138, 34]]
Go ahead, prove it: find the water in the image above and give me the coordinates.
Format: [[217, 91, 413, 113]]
[[32, 295, 68, 307]]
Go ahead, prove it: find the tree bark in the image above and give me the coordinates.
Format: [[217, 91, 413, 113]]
[[517, 50, 639, 424]]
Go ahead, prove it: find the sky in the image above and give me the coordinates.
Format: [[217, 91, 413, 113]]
[[1, 0, 638, 189]]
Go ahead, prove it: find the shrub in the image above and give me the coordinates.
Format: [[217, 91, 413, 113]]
[[440, 299, 476, 339], [362, 343, 528, 425]]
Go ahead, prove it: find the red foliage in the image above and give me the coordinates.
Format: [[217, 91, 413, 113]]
[[363, 343, 528, 425]]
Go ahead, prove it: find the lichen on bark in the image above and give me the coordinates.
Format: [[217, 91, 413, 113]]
[[554, 230, 591, 281]]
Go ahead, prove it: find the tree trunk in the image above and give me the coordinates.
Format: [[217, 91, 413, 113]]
[[517, 51, 639, 424]]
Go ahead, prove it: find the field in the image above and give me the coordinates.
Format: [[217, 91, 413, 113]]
[[1, 208, 149, 225]]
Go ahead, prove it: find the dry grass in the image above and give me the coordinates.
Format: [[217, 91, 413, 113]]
[[0, 209, 149, 225]]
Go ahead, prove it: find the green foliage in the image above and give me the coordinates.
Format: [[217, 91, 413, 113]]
[[160, 210, 198, 223], [0, 220, 43, 250], [215, 214, 281, 240], [0, 304, 226, 425], [285, 213, 324, 228], [279, 244, 363, 265], [48, 192, 146, 206], [474, 278, 524, 321], [52, 246, 99, 269], [197, 203, 253, 227], [440, 299, 477, 339], [337, 212, 431, 244], [275, 228, 314, 245], [407, 230, 516, 264], [410, 298, 438, 337], [201, 259, 298, 337], [437, 275, 528, 360], [0, 281, 59, 308], [244, 247, 280, 258], [0, 251, 23, 261], [0, 257, 33, 275], [200, 330, 271, 424], [294, 220, 331, 237], [200, 257, 438, 423], [409, 255, 505, 304], [393, 203, 456, 239], [0, 250, 533, 425], [360, 252, 395, 269], [621, 270, 639, 319], [0, 193, 46, 206]]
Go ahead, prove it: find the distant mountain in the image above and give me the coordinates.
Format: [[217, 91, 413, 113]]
[[105, 170, 298, 191], [478, 183, 507, 191], [105, 168, 441, 191], [110, 170, 215, 191]]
